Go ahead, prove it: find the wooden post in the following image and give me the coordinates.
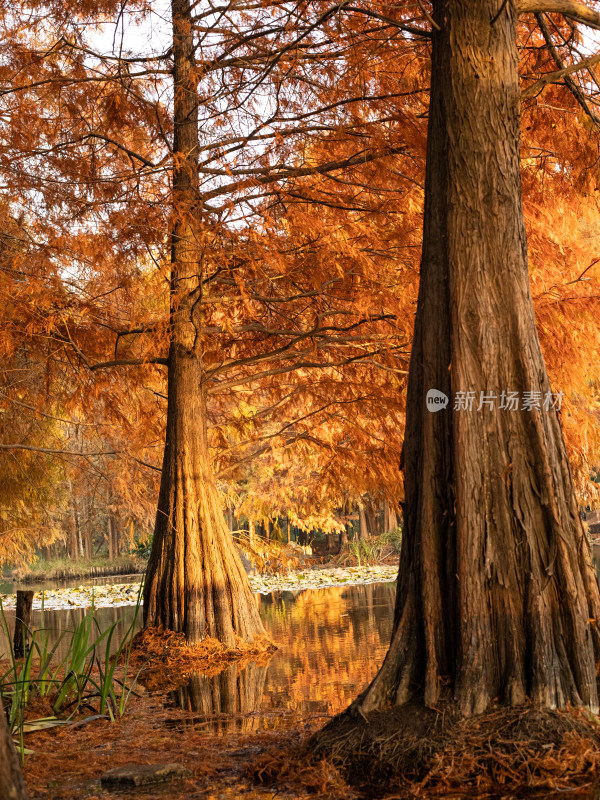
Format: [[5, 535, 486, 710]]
[[13, 590, 34, 659]]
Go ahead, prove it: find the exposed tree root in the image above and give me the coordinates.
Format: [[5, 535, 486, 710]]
[[129, 626, 276, 691], [252, 747, 357, 798], [305, 702, 600, 797]]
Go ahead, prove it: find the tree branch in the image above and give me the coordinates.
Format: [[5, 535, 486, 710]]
[[0, 444, 120, 456], [207, 350, 389, 394], [202, 146, 406, 202], [522, 47, 600, 101], [0, 444, 162, 470], [90, 357, 169, 370], [342, 6, 433, 37], [518, 0, 600, 30]]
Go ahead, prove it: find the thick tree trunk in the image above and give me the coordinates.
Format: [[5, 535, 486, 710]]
[[0, 711, 29, 800], [357, 506, 366, 539], [359, 498, 377, 538], [84, 527, 92, 559], [358, 0, 600, 717], [143, 353, 265, 644], [108, 515, 120, 559], [143, 0, 265, 646]]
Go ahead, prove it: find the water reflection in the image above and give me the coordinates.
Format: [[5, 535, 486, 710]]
[[0, 604, 139, 660], [167, 582, 396, 731], [168, 661, 269, 734], [0, 581, 396, 728], [257, 582, 395, 719]]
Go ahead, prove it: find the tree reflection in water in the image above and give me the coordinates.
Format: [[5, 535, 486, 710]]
[[0, 604, 137, 660], [168, 661, 270, 734], [1, 581, 397, 728]]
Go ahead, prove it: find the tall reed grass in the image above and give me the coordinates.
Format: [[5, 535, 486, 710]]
[[0, 587, 142, 761]]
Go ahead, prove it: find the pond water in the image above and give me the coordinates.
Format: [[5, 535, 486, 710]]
[[0, 582, 396, 730], [5, 552, 600, 764], [5, 574, 600, 797]]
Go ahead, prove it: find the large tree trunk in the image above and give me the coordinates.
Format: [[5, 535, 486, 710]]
[[358, 0, 600, 717], [142, 0, 265, 646], [0, 711, 29, 800]]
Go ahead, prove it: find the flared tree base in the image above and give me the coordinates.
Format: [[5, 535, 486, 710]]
[[310, 700, 600, 796]]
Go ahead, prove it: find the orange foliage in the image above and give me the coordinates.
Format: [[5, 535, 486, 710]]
[[2, 0, 600, 565]]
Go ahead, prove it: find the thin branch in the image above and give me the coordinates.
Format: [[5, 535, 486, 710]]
[[342, 6, 433, 37], [0, 394, 108, 427], [416, 0, 441, 31], [202, 146, 406, 202], [90, 357, 169, 370], [130, 456, 162, 472], [0, 444, 120, 456], [208, 350, 389, 394], [522, 40, 600, 108], [566, 256, 600, 283]]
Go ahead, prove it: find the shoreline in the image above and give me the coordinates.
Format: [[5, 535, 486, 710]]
[[0, 564, 399, 612], [6, 558, 147, 585]]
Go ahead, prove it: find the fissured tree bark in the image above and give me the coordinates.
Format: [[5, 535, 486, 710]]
[[356, 0, 600, 717], [142, 0, 265, 646], [0, 712, 29, 800]]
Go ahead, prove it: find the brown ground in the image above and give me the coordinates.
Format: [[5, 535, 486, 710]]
[[14, 635, 346, 800], [12, 631, 600, 799], [20, 683, 600, 800], [23, 687, 350, 800], [308, 700, 600, 798]]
